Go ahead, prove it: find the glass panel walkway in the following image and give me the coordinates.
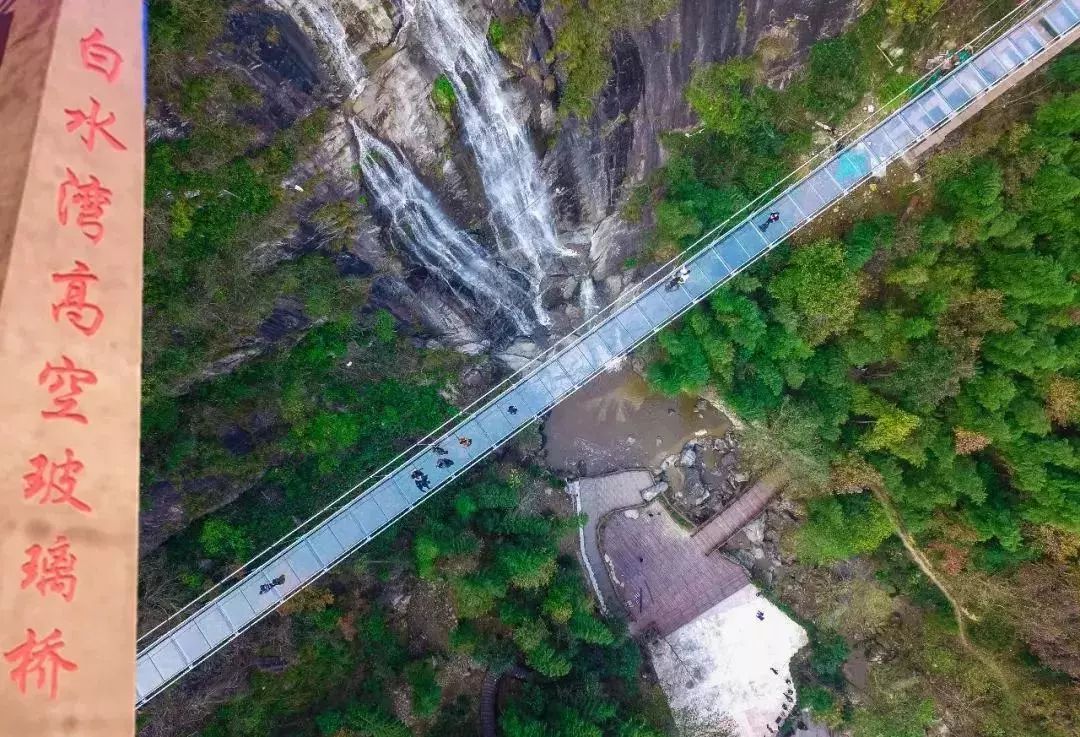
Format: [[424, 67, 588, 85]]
[[135, 0, 1079, 706]]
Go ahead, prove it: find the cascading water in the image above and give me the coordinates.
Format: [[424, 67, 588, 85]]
[[269, 0, 575, 336], [351, 121, 536, 334], [409, 0, 573, 306], [268, 0, 366, 96], [579, 277, 599, 320]]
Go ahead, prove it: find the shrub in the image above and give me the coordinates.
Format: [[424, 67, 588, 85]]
[[809, 630, 850, 682], [431, 75, 457, 117], [685, 59, 760, 136], [885, 0, 943, 25], [199, 518, 254, 563], [552, 0, 674, 118], [802, 36, 868, 122], [406, 661, 442, 716], [795, 494, 894, 565]]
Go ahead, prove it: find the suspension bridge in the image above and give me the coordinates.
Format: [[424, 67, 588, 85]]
[[135, 0, 1079, 707]]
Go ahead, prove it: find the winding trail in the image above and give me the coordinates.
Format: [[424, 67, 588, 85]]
[[479, 665, 530, 737], [133, 1, 1078, 704], [871, 488, 1012, 688]]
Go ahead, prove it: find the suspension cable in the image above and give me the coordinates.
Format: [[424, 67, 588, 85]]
[[138, 0, 1050, 644]]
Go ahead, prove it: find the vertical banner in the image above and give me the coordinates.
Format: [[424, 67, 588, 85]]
[[0, 1, 144, 736]]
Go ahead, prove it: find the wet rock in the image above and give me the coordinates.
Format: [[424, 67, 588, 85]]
[[496, 339, 542, 370], [335, 251, 375, 276], [623, 508, 640, 519], [258, 300, 311, 341], [679, 446, 697, 467], [140, 475, 262, 557], [589, 213, 643, 281], [146, 116, 188, 143], [681, 471, 706, 506], [227, 6, 327, 102], [731, 549, 757, 569], [196, 345, 265, 382], [744, 517, 766, 546], [641, 481, 668, 502]]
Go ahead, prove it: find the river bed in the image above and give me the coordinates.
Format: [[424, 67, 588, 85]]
[[543, 363, 731, 475]]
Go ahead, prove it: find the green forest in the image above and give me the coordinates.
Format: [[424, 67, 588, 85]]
[[646, 40, 1080, 737], [193, 470, 669, 737], [137, 1, 1079, 737], [648, 50, 1080, 569]]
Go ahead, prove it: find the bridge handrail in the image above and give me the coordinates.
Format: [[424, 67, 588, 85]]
[[134, 0, 1075, 703]]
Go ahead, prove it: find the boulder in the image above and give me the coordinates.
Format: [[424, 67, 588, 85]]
[[641, 481, 668, 502], [743, 516, 766, 545]]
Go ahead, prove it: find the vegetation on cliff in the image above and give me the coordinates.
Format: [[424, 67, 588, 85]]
[[142, 4, 669, 736], [549, 0, 675, 118]]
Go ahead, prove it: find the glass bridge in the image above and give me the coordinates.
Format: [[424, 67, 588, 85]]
[[135, 0, 1079, 707]]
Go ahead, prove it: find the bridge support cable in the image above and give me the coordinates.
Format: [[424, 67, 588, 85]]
[[134, 0, 1080, 707]]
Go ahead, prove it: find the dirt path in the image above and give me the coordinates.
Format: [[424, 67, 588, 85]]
[[872, 489, 1012, 688]]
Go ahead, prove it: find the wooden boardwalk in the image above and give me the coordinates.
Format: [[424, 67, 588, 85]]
[[479, 666, 529, 737], [690, 470, 786, 553]]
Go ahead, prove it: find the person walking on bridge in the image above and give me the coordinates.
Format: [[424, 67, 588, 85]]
[[411, 469, 430, 491], [758, 211, 780, 232], [666, 265, 690, 291]]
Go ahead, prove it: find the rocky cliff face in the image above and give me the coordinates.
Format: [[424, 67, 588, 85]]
[[543, 0, 862, 292], [215, 0, 863, 357], [135, 0, 863, 582]]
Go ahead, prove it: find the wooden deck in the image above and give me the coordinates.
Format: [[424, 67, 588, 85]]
[[600, 471, 784, 637], [690, 470, 786, 553]]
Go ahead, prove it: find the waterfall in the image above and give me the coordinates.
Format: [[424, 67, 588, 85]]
[[579, 277, 599, 319], [410, 0, 572, 291], [267, 0, 366, 96], [269, 0, 573, 336], [351, 121, 536, 334]]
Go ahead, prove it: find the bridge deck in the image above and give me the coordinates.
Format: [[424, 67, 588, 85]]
[[135, 0, 1079, 706]]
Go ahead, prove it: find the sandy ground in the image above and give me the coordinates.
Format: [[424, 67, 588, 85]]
[[649, 584, 808, 737], [544, 364, 731, 475]]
